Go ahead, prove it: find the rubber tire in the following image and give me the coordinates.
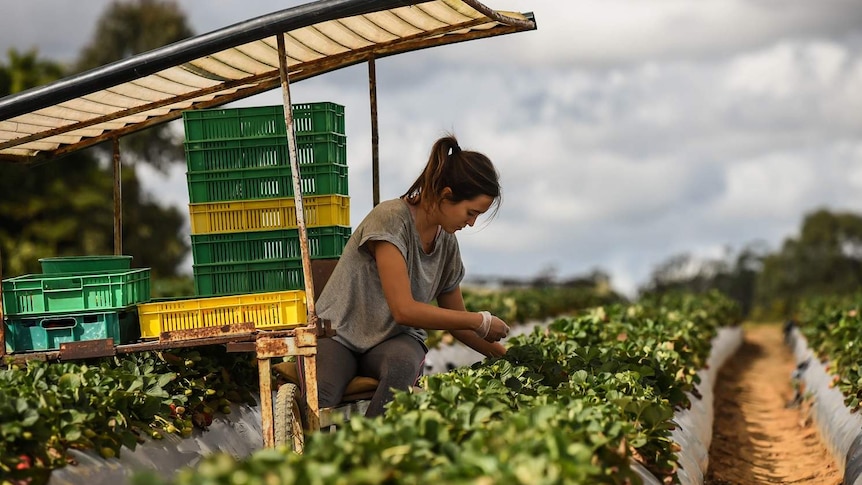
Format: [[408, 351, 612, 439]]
[[274, 383, 305, 453]]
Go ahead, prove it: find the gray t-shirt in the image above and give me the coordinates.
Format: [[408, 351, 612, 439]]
[[316, 198, 465, 353]]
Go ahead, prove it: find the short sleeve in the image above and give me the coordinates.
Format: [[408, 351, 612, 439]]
[[355, 201, 411, 261]]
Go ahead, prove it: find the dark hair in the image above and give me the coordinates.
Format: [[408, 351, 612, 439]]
[[402, 135, 501, 213]]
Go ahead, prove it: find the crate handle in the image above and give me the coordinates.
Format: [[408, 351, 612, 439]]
[[42, 277, 84, 292], [41, 317, 77, 330]]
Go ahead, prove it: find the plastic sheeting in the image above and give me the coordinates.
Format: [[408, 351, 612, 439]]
[[666, 326, 743, 485], [48, 399, 265, 485], [787, 327, 862, 485]]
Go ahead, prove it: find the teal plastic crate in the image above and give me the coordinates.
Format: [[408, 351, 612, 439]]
[[186, 163, 348, 203], [184, 132, 347, 172], [182, 103, 344, 143], [4, 308, 140, 353], [193, 259, 304, 297], [2, 268, 151, 316], [191, 226, 351, 265]]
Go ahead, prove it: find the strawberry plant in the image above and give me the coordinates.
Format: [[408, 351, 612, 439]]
[[139, 291, 739, 485], [0, 346, 259, 482]]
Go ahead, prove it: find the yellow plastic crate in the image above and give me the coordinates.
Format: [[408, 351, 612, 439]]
[[137, 290, 307, 338], [189, 195, 350, 234]]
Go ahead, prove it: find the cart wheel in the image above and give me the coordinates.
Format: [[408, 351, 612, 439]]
[[275, 383, 305, 453]]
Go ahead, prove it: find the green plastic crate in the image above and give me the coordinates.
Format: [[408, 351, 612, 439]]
[[191, 226, 351, 265], [293, 103, 345, 135], [184, 133, 347, 172], [186, 163, 348, 203], [193, 259, 304, 297], [39, 255, 133, 274], [2, 268, 151, 316], [182, 103, 344, 143], [4, 308, 140, 353]]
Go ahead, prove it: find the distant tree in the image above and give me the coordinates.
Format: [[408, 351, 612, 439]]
[[0, 48, 63, 95], [75, 0, 194, 169], [0, 49, 188, 278], [755, 209, 862, 317], [641, 241, 769, 317]]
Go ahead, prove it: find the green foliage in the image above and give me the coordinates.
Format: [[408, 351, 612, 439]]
[[426, 286, 625, 349], [642, 208, 862, 321], [0, 18, 190, 279], [796, 293, 862, 411], [138, 292, 738, 485], [756, 210, 862, 319], [0, 347, 258, 482], [75, 0, 194, 171]]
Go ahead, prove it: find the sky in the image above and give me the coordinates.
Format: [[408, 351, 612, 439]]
[[4, 0, 862, 297]]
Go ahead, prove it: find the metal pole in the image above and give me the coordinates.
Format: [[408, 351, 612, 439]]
[[112, 138, 122, 255], [277, 36, 316, 327], [277, 32, 321, 437], [368, 56, 380, 207]]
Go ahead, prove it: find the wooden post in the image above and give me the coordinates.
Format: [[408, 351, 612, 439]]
[[258, 356, 274, 447], [112, 138, 122, 255], [368, 56, 380, 207]]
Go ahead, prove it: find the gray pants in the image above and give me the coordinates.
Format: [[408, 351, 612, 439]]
[[314, 333, 426, 417]]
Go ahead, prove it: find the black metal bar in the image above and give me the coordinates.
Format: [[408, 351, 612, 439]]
[[368, 56, 380, 207], [112, 138, 122, 255], [0, 0, 425, 121]]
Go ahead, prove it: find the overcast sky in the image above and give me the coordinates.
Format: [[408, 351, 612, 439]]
[[4, 0, 862, 296]]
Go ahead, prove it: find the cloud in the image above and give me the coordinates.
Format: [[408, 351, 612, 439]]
[[4, 1, 862, 298]]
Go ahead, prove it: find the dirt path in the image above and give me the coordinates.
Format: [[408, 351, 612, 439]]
[[704, 324, 842, 485]]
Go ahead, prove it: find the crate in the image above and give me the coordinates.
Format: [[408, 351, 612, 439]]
[[186, 163, 348, 203], [189, 195, 350, 235], [137, 290, 306, 338], [184, 133, 347, 172], [193, 259, 304, 297], [2, 269, 151, 316], [182, 103, 344, 143], [191, 226, 351, 265], [4, 308, 140, 353], [292, 102, 345, 135], [183, 106, 285, 142], [39, 255, 133, 274]]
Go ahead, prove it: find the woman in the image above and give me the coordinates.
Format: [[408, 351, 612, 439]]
[[314, 134, 510, 417]]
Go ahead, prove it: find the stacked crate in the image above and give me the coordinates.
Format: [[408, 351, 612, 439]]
[[183, 103, 351, 297], [1, 256, 150, 353]]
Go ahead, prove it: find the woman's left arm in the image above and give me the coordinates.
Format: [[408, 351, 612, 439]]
[[437, 286, 507, 358]]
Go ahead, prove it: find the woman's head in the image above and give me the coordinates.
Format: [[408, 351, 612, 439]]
[[402, 135, 501, 231]]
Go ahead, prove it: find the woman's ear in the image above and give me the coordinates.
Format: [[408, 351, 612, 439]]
[[441, 187, 453, 200]]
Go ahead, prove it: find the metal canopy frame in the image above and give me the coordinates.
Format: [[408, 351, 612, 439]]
[[0, 0, 535, 164], [0, 0, 536, 447]]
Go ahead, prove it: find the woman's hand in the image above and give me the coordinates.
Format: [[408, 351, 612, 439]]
[[485, 315, 510, 342], [476, 311, 509, 342]]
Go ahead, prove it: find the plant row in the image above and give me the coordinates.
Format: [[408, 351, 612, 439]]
[[795, 293, 862, 411], [0, 347, 260, 483], [136, 290, 740, 485], [426, 286, 624, 349]]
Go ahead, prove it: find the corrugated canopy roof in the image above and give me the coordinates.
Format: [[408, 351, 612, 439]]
[[0, 0, 535, 164]]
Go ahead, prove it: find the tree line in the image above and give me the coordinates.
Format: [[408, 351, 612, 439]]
[[0, 1, 192, 284], [640, 208, 862, 320]]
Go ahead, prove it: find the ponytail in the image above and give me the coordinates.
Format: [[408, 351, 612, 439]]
[[402, 134, 500, 212]]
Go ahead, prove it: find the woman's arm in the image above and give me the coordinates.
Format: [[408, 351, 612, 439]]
[[370, 240, 508, 341], [436, 286, 507, 358]]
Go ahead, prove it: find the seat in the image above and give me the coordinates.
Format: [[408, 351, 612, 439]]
[[272, 360, 379, 403]]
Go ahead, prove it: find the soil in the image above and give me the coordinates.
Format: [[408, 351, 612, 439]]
[[704, 323, 843, 485]]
